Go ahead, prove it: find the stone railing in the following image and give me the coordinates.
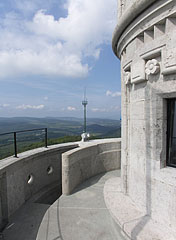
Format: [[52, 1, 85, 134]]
[[0, 142, 78, 231], [62, 138, 121, 195], [0, 138, 121, 231]]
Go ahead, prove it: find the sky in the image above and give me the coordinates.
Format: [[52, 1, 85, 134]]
[[0, 0, 121, 120]]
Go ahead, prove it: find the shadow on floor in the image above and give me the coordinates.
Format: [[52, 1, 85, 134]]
[[3, 170, 122, 240], [2, 187, 62, 240]]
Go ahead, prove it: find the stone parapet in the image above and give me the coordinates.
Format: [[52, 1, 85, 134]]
[[0, 142, 78, 231], [62, 139, 121, 195]]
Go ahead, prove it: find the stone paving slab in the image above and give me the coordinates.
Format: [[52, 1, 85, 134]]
[[58, 186, 106, 209], [3, 170, 125, 240], [36, 170, 125, 240]]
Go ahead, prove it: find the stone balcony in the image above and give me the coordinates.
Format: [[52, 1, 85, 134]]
[[0, 138, 122, 240], [0, 138, 174, 240]]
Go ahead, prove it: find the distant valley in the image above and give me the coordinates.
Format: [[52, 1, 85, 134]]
[[0, 117, 121, 159]]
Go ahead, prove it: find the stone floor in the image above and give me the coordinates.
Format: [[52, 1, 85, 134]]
[[104, 176, 176, 240], [2, 170, 125, 240]]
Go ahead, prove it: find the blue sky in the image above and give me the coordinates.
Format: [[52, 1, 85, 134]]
[[0, 0, 121, 119]]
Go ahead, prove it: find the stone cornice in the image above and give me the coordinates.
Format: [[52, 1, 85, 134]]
[[112, 0, 158, 58]]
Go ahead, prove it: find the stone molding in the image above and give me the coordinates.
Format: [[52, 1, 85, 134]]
[[113, 0, 175, 59], [122, 45, 176, 85], [112, 0, 158, 57]]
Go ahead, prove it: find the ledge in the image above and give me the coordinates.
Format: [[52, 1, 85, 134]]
[[0, 142, 78, 171], [112, 0, 158, 58]]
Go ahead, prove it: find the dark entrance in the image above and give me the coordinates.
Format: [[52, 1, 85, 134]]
[[167, 98, 176, 167]]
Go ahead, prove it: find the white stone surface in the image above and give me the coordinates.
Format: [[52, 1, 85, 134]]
[[112, 0, 176, 238]]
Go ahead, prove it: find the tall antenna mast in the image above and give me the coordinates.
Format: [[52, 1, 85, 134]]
[[82, 87, 88, 133]]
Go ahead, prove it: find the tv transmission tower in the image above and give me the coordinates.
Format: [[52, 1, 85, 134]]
[[82, 88, 88, 133]]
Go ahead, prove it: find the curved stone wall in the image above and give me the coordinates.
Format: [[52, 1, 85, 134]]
[[113, 0, 169, 57], [62, 139, 121, 195], [113, 0, 176, 236], [0, 143, 78, 230], [117, 0, 157, 20]]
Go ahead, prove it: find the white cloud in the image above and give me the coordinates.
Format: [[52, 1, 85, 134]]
[[0, 47, 88, 78], [106, 90, 121, 97], [91, 108, 108, 112], [44, 96, 48, 100], [1, 104, 10, 108], [0, 103, 10, 109], [91, 105, 120, 113], [16, 104, 45, 110], [0, 0, 117, 79], [67, 106, 76, 111]]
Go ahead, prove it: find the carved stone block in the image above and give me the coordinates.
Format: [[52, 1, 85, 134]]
[[131, 59, 146, 84], [145, 59, 160, 75], [162, 47, 176, 75]]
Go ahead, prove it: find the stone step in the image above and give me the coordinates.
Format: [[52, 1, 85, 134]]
[[104, 177, 176, 240]]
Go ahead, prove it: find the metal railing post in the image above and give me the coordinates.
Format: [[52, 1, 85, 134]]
[[14, 132, 17, 157], [45, 128, 48, 148], [0, 128, 48, 158]]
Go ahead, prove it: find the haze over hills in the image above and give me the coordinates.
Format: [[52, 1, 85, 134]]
[[0, 117, 121, 137]]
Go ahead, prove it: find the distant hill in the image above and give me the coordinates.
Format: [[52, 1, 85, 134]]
[[0, 117, 121, 159], [0, 117, 121, 136]]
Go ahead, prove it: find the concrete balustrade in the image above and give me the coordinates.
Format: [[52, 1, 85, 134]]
[[0, 142, 78, 231], [0, 138, 121, 232], [62, 138, 121, 195]]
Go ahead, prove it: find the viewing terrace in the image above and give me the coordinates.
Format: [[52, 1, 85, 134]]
[[0, 138, 123, 240]]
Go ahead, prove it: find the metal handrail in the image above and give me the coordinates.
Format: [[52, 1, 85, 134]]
[[0, 128, 47, 158]]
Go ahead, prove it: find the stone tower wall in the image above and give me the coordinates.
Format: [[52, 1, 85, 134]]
[[113, 0, 176, 233]]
